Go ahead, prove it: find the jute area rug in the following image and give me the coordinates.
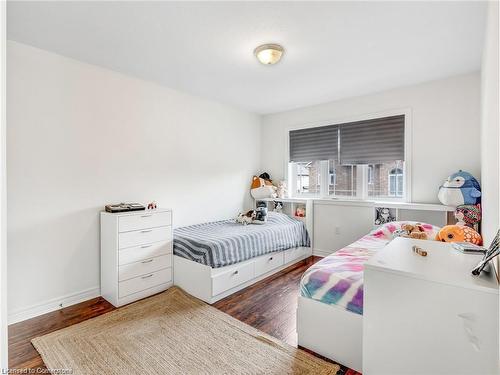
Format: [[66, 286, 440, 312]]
[[32, 286, 339, 374]]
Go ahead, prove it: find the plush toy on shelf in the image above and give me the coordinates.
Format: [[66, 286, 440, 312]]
[[295, 205, 306, 217], [438, 170, 481, 207], [273, 201, 284, 213], [435, 224, 483, 245], [276, 180, 288, 199], [374, 207, 395, 226], [250, 173, 277, 199], [454, 204, 481, 230]]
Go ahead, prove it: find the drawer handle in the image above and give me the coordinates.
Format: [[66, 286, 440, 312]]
[[233, 270, 239, 275], [141, 244, 152, 249], [140, 230, 153, 233], [141, 259, 154, 264], [141, 274, 154, 279], [141, 215, 153, 218]]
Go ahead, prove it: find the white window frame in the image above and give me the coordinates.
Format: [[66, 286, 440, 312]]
[[388, 167, 404, 197], [284, 108, 412, 202], [289, 161, 323, 197], [367, 165, 374, 185]]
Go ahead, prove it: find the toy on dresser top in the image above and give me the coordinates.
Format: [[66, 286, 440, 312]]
[[436, 225, 483, 245], [435, 170, 484, 246]]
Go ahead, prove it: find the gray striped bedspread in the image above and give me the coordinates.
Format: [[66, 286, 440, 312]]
[[173, 212, 310, 268]]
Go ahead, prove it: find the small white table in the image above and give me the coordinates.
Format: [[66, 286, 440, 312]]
[[363, 237, 499, 375]]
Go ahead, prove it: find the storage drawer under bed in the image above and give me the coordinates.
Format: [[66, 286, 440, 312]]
[[212, 262, 254, 296], [254, 252, 284, 277]]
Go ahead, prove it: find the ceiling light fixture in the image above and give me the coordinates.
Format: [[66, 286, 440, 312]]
[[254, 43, 284, 65]]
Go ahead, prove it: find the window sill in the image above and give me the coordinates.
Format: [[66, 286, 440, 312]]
[[256, 196, 455, 212]]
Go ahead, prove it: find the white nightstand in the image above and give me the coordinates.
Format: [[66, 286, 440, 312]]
[[363, 237, 499, 375], [100, 208, 173, 307]]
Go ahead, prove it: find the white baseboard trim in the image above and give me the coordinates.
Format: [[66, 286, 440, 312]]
[[313, 248, 331, 257], [8, 286, 101, 325]]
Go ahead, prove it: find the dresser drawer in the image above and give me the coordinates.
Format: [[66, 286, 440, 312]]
[[119, 267, 172, 298], [119, 254, 172, 281], [119, 211, 172, 232], [284, 247, 310, 264], [255, 252, 284, 277], [119, 226, 172, 249], [212, 262, 254, 296], [119, 240, 172, 265]]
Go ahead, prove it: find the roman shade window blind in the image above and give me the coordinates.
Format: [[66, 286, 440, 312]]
[[339, 115, 405, 164], [289, 124, 339, 162], [289, 114, 404, 165]]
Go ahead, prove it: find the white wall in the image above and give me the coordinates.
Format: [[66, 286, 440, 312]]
[[261, 73, 481, 204], [7, 41, 261, 322], [0, 0, 7, 368], [480, 1, 499, 247]]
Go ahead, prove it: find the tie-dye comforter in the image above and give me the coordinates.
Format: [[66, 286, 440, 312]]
[[300, 221, 441, 315]]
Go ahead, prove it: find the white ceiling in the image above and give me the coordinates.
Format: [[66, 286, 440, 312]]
[[7, 1, 487, 114]]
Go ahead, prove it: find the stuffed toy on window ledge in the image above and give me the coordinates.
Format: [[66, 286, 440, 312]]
[[250, 173, 277, 199], [454, 204, 481, 231], [438, 170, 481, 207]]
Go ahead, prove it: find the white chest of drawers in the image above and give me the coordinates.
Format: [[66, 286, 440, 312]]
[[363, 237, 499, 375], [100, 208, 173, 307]]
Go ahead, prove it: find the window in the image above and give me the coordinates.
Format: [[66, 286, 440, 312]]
[[367, 165, 374, 185], [367, 161, 404, 198], [328, 160, 356, 197], [388, 167, 404, 197], [289, 115, 406, 200], [294, 161, 321, 195]]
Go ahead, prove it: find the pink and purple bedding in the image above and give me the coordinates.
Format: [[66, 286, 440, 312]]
[[299, 222, 441, 315]]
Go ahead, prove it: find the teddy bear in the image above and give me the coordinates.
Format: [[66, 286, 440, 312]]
[[394, 223, 428, 240], [276, 180, 287, 199]]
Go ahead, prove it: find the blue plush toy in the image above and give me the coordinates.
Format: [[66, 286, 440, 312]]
[[438, 170, 481, 207]]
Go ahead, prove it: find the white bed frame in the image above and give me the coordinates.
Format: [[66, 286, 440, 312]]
[[174, 246, 312, 304], [297, 295, 363, 372]]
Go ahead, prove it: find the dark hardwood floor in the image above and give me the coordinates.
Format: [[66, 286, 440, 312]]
[[9, 256, 360, 375]]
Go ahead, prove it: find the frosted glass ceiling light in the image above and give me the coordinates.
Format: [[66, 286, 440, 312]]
[[254, 44, 284, 65]]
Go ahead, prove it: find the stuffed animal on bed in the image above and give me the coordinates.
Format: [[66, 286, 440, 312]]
[[393, 223, 428, 240], [435, 225, 483, 245], [250, 175, 277, 199], [236, 210, 256, 225], [438, 170, 481, 207], [253, 207, 268, 224]]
